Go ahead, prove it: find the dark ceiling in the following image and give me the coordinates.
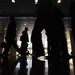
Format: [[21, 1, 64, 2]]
[[0, 0, 75, 17], [0, 0, 36, 16]]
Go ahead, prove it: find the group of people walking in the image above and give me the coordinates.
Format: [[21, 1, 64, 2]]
[[0, 0, 75, 59], [0, 16, 29, 56]]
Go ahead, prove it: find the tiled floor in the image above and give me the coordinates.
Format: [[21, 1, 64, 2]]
[[0, 55, 74, 75]]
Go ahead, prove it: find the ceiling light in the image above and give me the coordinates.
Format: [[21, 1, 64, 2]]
[[57, 0, 61, 3], [11, 0, 15, 3]]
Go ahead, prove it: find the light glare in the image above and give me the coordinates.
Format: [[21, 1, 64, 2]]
[[12, 0, 15, 3], [57, 0, 61, 3], [35, 0, 38, 4]]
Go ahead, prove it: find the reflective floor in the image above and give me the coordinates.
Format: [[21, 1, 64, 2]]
[[0, 17, 75, 75], [0, 55, 75, 75]]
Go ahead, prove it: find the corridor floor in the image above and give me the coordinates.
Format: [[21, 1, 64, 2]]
[[0, 55, 74, 75]]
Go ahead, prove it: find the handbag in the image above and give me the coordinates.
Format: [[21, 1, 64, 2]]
[[0, 41, 7, 48]]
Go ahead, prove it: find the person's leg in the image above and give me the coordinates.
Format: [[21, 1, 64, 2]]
[[12, 39, 20, 54], [20, 44, 27, 55], [1, 41, 11, 56]]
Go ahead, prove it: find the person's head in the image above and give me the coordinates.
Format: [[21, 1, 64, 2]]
[[25, 27, 28, 31], [10, 16, 15, 20]]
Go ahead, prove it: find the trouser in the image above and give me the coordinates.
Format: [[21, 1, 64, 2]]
[[3, 39, 20, 55]]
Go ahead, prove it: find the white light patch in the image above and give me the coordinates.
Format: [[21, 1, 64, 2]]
[[35, 0, 38, 4], [12, 0, 15, 3], [57, 0, 61, 3], [38, 56, 45, 61], [24, 23, 27, 26], [17, 40, 21, 48]]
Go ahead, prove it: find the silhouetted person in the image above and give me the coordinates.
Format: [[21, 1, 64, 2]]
[[20, 27, 29, 55], [0, 16, 20, 56], [31, 17, 45, 58], [31, 0, 49, 58], [45, 6, 69, 58], [31, 0, 54, 58], [34, 0, 70, 58], [69, 2, 75, 43]]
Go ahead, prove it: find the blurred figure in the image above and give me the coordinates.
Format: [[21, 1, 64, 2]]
[[38, 0, 70, 57], [33, 0, 70, 59], [0, 16, 20, 56], [45, 6, 69, 58], [20, 27, 29, 55], [31, 0, 47, 58], [31, 17, 45, 58]]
